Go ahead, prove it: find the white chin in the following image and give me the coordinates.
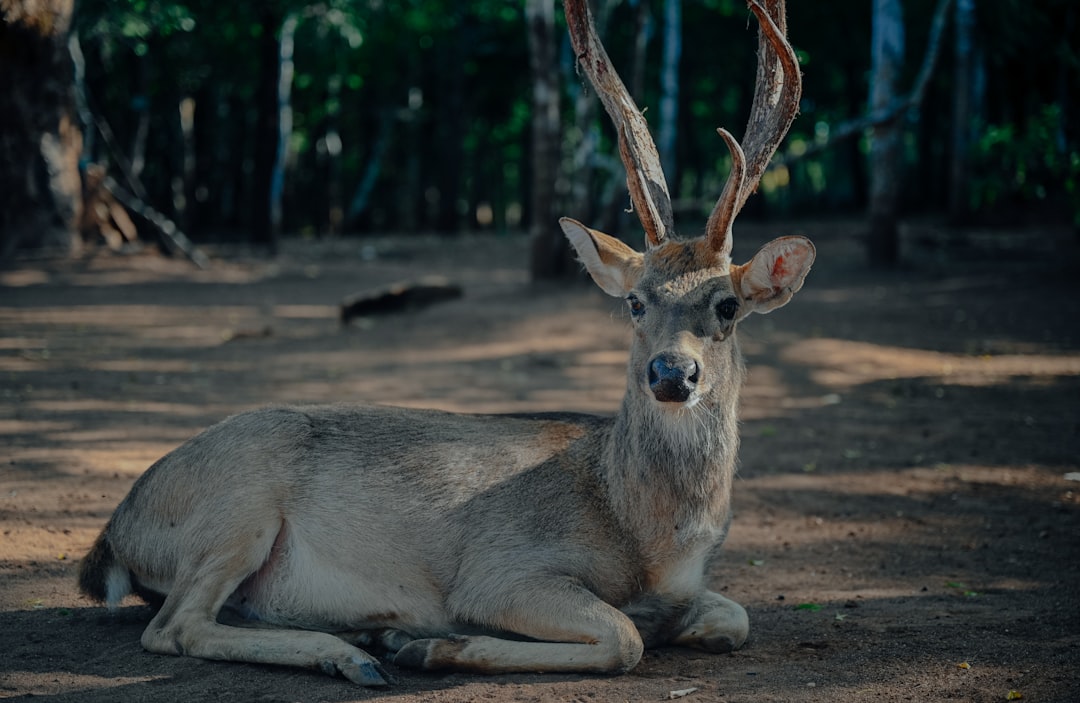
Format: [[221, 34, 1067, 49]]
[[653, 395, 700, 412]]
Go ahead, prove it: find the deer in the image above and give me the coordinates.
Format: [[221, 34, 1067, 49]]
[[77, 0, 812, 687]]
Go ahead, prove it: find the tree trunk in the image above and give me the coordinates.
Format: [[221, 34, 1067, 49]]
[[0, 0, 83, 256], [345, 109, 393, 227], [175, 96, 196, 232], [129, 54, 150, 182], [434, 10, 468, 233], [630, 0, 651, 103], [324, 72, 344, 236], [270, 12, 298, 241], [867, 0, 905, 268], [621, 0, 652, 240], [844, 60, 869, 210], [251, 4, 282, 253], [398, 89, 422, 232], [657, 0, 681, 193], [565, 0, 617, 230], [527, 0, 568, 280], [948, 0, 975, 223]]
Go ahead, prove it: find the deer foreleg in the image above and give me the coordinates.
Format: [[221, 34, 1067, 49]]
[[142, 613, 393, 685], [392, 582, 644, 674], [670, 589, 749, 653]]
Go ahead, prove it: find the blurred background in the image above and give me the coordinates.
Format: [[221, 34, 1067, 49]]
[[2, 0, 1077, 275]]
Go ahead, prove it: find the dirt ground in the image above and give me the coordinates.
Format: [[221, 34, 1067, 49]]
[[1, 220, 1078, 703]]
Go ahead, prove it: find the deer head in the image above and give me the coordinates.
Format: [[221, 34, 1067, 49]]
[[561, 0, 815, 410]]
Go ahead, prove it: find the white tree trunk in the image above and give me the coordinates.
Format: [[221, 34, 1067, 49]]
[[658, 0, 681, 193], [948, 0, 975, 222], [527, 0, 566, 279], [868, 0, 905, 267], [270, 12, 298, 240]]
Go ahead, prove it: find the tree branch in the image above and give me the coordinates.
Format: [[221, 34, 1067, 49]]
[[104, 177, 209, 269], [775, 0, 952, 168]]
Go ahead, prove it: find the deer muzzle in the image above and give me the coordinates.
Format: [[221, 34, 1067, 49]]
[[647, 352, 700, 404]]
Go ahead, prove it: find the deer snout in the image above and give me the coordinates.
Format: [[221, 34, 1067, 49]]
[[647, 353, 700, 404]]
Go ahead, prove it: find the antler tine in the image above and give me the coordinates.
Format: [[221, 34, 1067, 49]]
[[741, 0, 801, 203], [705, 128, 746, 259], [705, 0, 802, 254], [565, 0, 674, 248]]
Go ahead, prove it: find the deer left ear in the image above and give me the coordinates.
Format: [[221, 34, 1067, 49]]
[[560, 217, 644, 297], [733, 236, 816, 315]]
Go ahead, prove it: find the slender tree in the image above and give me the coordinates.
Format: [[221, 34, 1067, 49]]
[[252, 2, 284, 253], [657, 0, 681, 191], [527, 0, 568, 279], [0, 0, 83, 255], [434, 8, 469, 234], [270, 12, 298, 240], [867, 0, 905, 267], [948, 0, 975, 223]]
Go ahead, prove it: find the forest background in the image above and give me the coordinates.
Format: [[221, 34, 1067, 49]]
[[2, 4, 1080, 700], [1, 0, 1078, 271]]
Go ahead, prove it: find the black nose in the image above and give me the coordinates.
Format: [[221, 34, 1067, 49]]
[[647, 353, 700, 403]]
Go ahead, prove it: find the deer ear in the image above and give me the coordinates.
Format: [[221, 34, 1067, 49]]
[[733, 235, 815, 315], [560, 218, 644, 297]]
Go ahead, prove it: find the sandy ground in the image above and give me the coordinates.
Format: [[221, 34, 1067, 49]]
[[1, 221, 1078, 702]]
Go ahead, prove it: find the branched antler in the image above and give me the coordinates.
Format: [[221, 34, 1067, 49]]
[[565, 0, 673, 248], [706, 0, 802, 258], [565, 0, 800, 258]]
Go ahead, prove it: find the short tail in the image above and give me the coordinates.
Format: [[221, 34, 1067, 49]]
[[78, 529, 132, 609]]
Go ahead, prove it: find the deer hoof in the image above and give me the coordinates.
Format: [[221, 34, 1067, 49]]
[[331, 654, 393, 686], [392, 636, 470, 670], [391, 638, 434, 669], [696, 632, 740, 653]]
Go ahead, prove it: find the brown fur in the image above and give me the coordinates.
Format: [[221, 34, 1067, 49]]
[[77, 224, 813, 686], [79, 0, 813, 683], [77, 531, 115, 603]]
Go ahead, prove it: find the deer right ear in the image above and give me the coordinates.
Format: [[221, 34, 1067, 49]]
[[560, 218, 644, 297], [733, 235, 816, 315]]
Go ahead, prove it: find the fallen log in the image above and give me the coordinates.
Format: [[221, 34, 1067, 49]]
[[340, 277, 463, 325]]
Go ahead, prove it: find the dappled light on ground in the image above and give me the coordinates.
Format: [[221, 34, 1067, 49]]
[[1, 231, 1077, 701], [782, 337, 1080, 389], [3, 671, 168, 697]]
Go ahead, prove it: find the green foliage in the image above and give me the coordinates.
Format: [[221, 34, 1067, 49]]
[[77, 0, 197, 43], [66, 0, 1079, 240], [971, 105, 1080, 225]]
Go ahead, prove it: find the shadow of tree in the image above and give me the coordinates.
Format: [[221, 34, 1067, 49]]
[[1, 229, 1078, 700]]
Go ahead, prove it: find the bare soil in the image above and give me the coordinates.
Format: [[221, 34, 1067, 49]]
[[2, 221, 1078, 703]]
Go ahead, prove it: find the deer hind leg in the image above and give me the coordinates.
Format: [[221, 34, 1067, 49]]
[[337, 628, 417, 654], [393, 581, 643, 674], [138, 525, 392, 686], [215, 614, 417, 657], [671, 590, 749, 653]]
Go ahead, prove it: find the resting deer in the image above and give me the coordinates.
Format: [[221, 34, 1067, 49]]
[[77, 0, 812, 686]]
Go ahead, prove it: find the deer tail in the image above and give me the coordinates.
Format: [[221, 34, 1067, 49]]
[[77, 528, 132, 609]]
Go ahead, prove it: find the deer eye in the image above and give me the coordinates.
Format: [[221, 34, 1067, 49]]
[[626, 294, 645, 318], [715, 296, 738, 321]]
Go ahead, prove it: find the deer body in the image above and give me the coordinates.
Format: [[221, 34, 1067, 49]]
[[79, 0, 813, 685]]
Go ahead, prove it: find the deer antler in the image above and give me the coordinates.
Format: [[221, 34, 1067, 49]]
[[566, 0, 800, 257], [706, 0, 801, 259], [565, 0, 674, 249]]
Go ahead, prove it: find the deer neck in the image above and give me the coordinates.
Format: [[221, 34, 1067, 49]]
[[602, 338, 745, 554]]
